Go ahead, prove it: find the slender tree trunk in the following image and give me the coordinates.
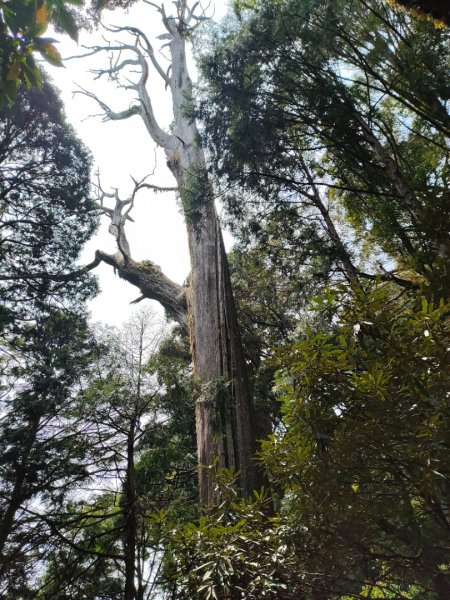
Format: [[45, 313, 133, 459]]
[[0, 485, 24, 560], [299, 157, 360, 283], [136, 559, 145, 600], [124, 419, 137, 600]]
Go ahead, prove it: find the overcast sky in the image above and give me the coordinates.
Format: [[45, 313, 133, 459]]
[[45, 1, 229, 324]]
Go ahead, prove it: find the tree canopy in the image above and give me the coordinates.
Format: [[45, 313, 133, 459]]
[[0, 77, 97, 330], [0, 0, 449, 598]]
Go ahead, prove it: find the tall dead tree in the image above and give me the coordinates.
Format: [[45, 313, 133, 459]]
[[82, 1, 260, 505]]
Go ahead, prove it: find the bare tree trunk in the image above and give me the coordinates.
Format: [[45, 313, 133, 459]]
[[84, 2, 261, 504], [188, 203, 257, 503]]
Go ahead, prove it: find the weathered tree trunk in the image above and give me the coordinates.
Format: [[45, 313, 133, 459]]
[[164, 22, 257, 502], [86, 1, 260, 504], [188, 203, 256, 503]]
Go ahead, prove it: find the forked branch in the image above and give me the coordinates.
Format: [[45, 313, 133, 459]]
[[94, 179, 136, 260], [107, 24, 170, 86], [74, 40, 175, 150], [93, 177, 189, 330]]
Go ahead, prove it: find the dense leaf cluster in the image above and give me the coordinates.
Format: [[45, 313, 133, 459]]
[[0, 78, 98, 330], [0, 79, 101, 596], [160, 1, 450, 597], [199, 0, 450, 294], [166, 286, 450, 598], [0, 0, 83, 106]]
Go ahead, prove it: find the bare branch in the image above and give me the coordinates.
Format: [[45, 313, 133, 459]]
[[178, 0, 188, 21], [74, 40, 176, 149], [143, 0, 164, 14], [359, 269, 419, 289], [16, 504, 123, 561], [185, 1, 200, 23], [137, 182, 178, 193], [97, 249, 189, 331], [93, 177, 188, 329], [185, 1, 213, 26], [93, 181, 136, 259], [74, 85, 140, 123], [93, 57, 140, 82], [107, 24, 171, 85]]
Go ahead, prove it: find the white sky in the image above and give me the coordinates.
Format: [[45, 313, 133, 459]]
[[44, 1, 230, 324]]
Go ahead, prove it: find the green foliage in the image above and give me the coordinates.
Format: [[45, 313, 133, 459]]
[[226, 232, 334, 435], [261, 283, 450, 596], [1, 2, 448, 597], [145, 328, 198, 511], [179, 164, 212, 229], [36, 490, 126, 599], [0, 77, 98, 330], [0, 311, 100, 596], [0, 76, 98, 597], [0, 0, 83, 107], [199, 0, 450, 293], [162, 282, 450, 598], [166, 5, 450, 595], [34, 320, 198, 598], [159, 467, 290, 599]]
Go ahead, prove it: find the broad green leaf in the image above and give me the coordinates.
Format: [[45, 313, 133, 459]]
[[36, 2, 47, 26], [54, 5, 78, 42], [38, 41, 64, 67], [6, 62, 21, 81]]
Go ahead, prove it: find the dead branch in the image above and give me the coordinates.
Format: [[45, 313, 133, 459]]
[[74, 84, 141, 123], [106, 24, 171, 86], [93, 176, 188, 329], [74, 40, 176, 149]]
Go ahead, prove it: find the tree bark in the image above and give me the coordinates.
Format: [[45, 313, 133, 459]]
[[161, 20, 258, 501], [124, 419, 137, 600], [90, 3, 261, 504], [96, 250, 189, 333]]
